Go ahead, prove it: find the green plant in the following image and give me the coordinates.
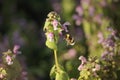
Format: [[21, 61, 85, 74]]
[[43, 11, 75, 80]]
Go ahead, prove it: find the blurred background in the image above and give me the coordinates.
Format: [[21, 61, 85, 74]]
[[0, 0, 120, 80]]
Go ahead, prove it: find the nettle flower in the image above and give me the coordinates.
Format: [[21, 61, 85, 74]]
[[97, 32, 104, 44], [76, 6, 83, 16], [102, 37, 115, 50], [89, 6, 95, 16], [93, 14, 102, 25], [46, 32, 54, 42], [78, 56, 87, 71], [79, 56, 87, 65], [13, 45, 21, 54], [73, 15, 82, 26], [62, 22, 70, 32], [52, 19, 58, 30], [44, 11, 75, 50], [92, 64, 101, 72], [5, 55, 13, 65], [78, 64, 84, 71], [2, 50, 15, 65]]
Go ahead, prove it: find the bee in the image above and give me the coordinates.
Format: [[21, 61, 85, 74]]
[[65, 34, 75, 45]]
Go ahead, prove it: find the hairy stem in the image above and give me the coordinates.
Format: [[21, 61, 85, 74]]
[[54, 50, 59, 71]]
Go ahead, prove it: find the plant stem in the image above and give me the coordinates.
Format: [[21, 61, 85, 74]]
[[54, 50, 59, 70]]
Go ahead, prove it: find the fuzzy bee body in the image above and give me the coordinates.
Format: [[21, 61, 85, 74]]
[[65, 34, 75, 45]]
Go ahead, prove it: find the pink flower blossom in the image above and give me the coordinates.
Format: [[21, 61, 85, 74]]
[[13, 45, 21, 54], [47, 33, 54, 42], [79, 56, 87, 64], [63, 49, 77, 60], [89, 6, 95, 16], [52, 19, 58, 30], [73, 15, 82, 26], [100, 0, 107, 7], [78, 56, 87, 71], [62, 22, 70, 32], [92, 64, 101, 71], [78, 64, 84, 71], [76, 6, 83, 16], [5, 55, 13, 65], [68, 49, 77, 58], [97, 32, 104, 43], [93, 14, 102, 25]]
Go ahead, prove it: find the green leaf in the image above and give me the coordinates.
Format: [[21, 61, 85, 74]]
[[56, 70, 69, 80], [79, 70, 90, 80], [43, 19, 51, 31], [46, 40, 57, 50], [50, 65, 56, 80]]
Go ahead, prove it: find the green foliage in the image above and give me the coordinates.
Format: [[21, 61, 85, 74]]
[[44, 11, 73, 80], [50, 65, 56, 80], [50, 64, 69, 80], [56, 70, 69, 80], [46, 40, 57, 50]]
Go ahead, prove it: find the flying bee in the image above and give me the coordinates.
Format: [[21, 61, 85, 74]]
[[65, 34, 75, 45]]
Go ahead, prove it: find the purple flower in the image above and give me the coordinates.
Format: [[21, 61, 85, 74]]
[[47, 33, 54, 42], [93, 14, 102, 25], [107, 27, 117, 37], [68, 49, 77, 58], [92, 64, 101, 72], [12, 30, 25, 46], [5, 55, 13, 65], [62, 22, 70, 32], [52, 19, 58, 30], [63, 49, 77, 60], [102, 37, 115, 50], [89, 6, 95, 16], [73, 15, 82, 26], [76, 6, 83, 16], [100, 0, 107, 7], [78, 56, 87, 71], [13, 45, 21, 54], [78, 64, 84, 71], [79, 56, 87, 64], [97, 32, 104, 44], [101, 51, 109, 59]]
